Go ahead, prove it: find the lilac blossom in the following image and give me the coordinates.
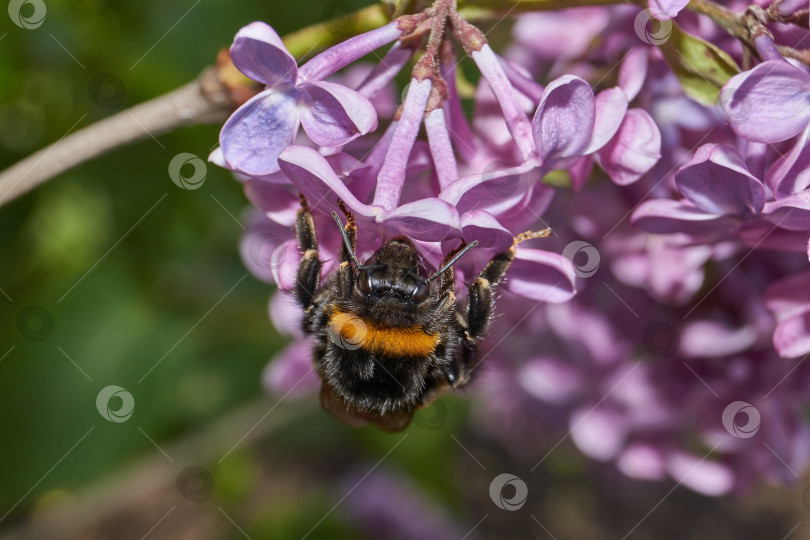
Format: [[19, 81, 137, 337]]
[[215, 22, 401, 178], [211, 0, 810, 503]]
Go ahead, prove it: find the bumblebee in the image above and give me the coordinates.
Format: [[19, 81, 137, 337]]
[[293, 195, 548, 431]]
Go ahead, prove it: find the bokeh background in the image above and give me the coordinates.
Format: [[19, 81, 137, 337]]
[[1, 1, 809, 538]]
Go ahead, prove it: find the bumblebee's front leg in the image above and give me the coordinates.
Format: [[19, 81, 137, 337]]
[[294, 194, 322, 311], [457, 228, 552, 378]]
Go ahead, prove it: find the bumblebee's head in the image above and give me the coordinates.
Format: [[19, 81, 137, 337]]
[[331, 211, 478, 305], [357, 238, 430, 303]]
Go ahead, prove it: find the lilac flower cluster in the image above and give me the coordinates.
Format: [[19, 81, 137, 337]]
[[212, 0, 810, 496]]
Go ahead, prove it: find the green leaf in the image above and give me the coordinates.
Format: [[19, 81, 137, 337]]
[[658, 22, 740, 106]]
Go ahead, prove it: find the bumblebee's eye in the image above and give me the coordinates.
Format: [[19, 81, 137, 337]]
[[357, 270, 372, 293], [412, 281, 429, 302]]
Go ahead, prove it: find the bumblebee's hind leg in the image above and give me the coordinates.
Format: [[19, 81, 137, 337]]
[[294, 194, 322, 311]]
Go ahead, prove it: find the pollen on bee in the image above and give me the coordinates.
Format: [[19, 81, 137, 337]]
[[328, 309, 439, 357]]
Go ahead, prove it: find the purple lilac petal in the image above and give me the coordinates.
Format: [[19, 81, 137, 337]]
[[425, 108, 459, 190], [298, 22, 402, 81], [547, 301, 632, 366], [766, 127, 810, 197], [567, 156, 593, 192], [208, 146, 228, 169], [498, 55, 545, 104], [325, 151, 369, 178], [570, 405, 628, 461], [262, 339, 320, 398], [229, 22, 297, 85], [666, 452, 734, 496], [754, 34, 783, 61], [441, 54, 477, 163], [764, 272, 810, 323], [720, 60, 810, 143], [765, 273, 810, 357], [495, 184, 555, 232], [244, 182, 300, 226], [618, 443, 667, 481], [342, 469, 467, 540], [460, 210, 514, 252], [632, 199, 740, 235], [647, 0, 690, 20], [513, 9, 610, 60], [277, 145, 378, 218], [777, 0, 808, 16], [239, 217, 292, 284], [596, 108, 661, 186], [518, 357, 583, 405], [439, 159, 538, 216], [473, 77, 522, 152], [220, 90, 300, 176], [763, 194, 810, 230], [271, 239, 302, 291], [472, 44, 536, 159], [269, 291, 304, 338], [680, 320, 758, 358], [738, 221, 810, 252], [378, 198, 461, 242], [585, 87, 628, 154], [773, 312, 810, 358], [533, 75, 595, 165], [618, 47, 649, 101], [357, 41, 414, 100], [647, 239, 712, 305], [374, 78, 432, 210], [675, 144, 765, 215], [299, 80, 378, 147], [504, 248, 577, 303]]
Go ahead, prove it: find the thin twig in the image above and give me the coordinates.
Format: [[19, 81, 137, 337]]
[[0, 68, 234, 208]]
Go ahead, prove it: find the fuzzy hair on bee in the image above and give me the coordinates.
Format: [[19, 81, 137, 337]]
[[292, 195, 550, 431]]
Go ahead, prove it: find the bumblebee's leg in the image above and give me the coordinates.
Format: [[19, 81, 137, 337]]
[[336, 199, 357, 263], [294, 194, 322, 310], [334, 199, 358, 294], [457, 228, 552, 378], [465, 228, 551, 342]]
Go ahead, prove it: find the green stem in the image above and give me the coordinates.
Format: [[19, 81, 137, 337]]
[[283, 4, 392, 58], [687, 0, 748, 40]]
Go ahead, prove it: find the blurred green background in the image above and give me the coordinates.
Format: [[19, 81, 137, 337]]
[[1, 1, 808, 539]]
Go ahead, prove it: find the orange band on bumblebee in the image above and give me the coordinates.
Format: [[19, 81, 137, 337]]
[[328, 309, 440, 357]]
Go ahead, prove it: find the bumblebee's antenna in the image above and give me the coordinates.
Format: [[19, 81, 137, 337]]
[[331, 211, 385, 272], [425, 240, 479, 283], [331, 211, 362, 267]]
